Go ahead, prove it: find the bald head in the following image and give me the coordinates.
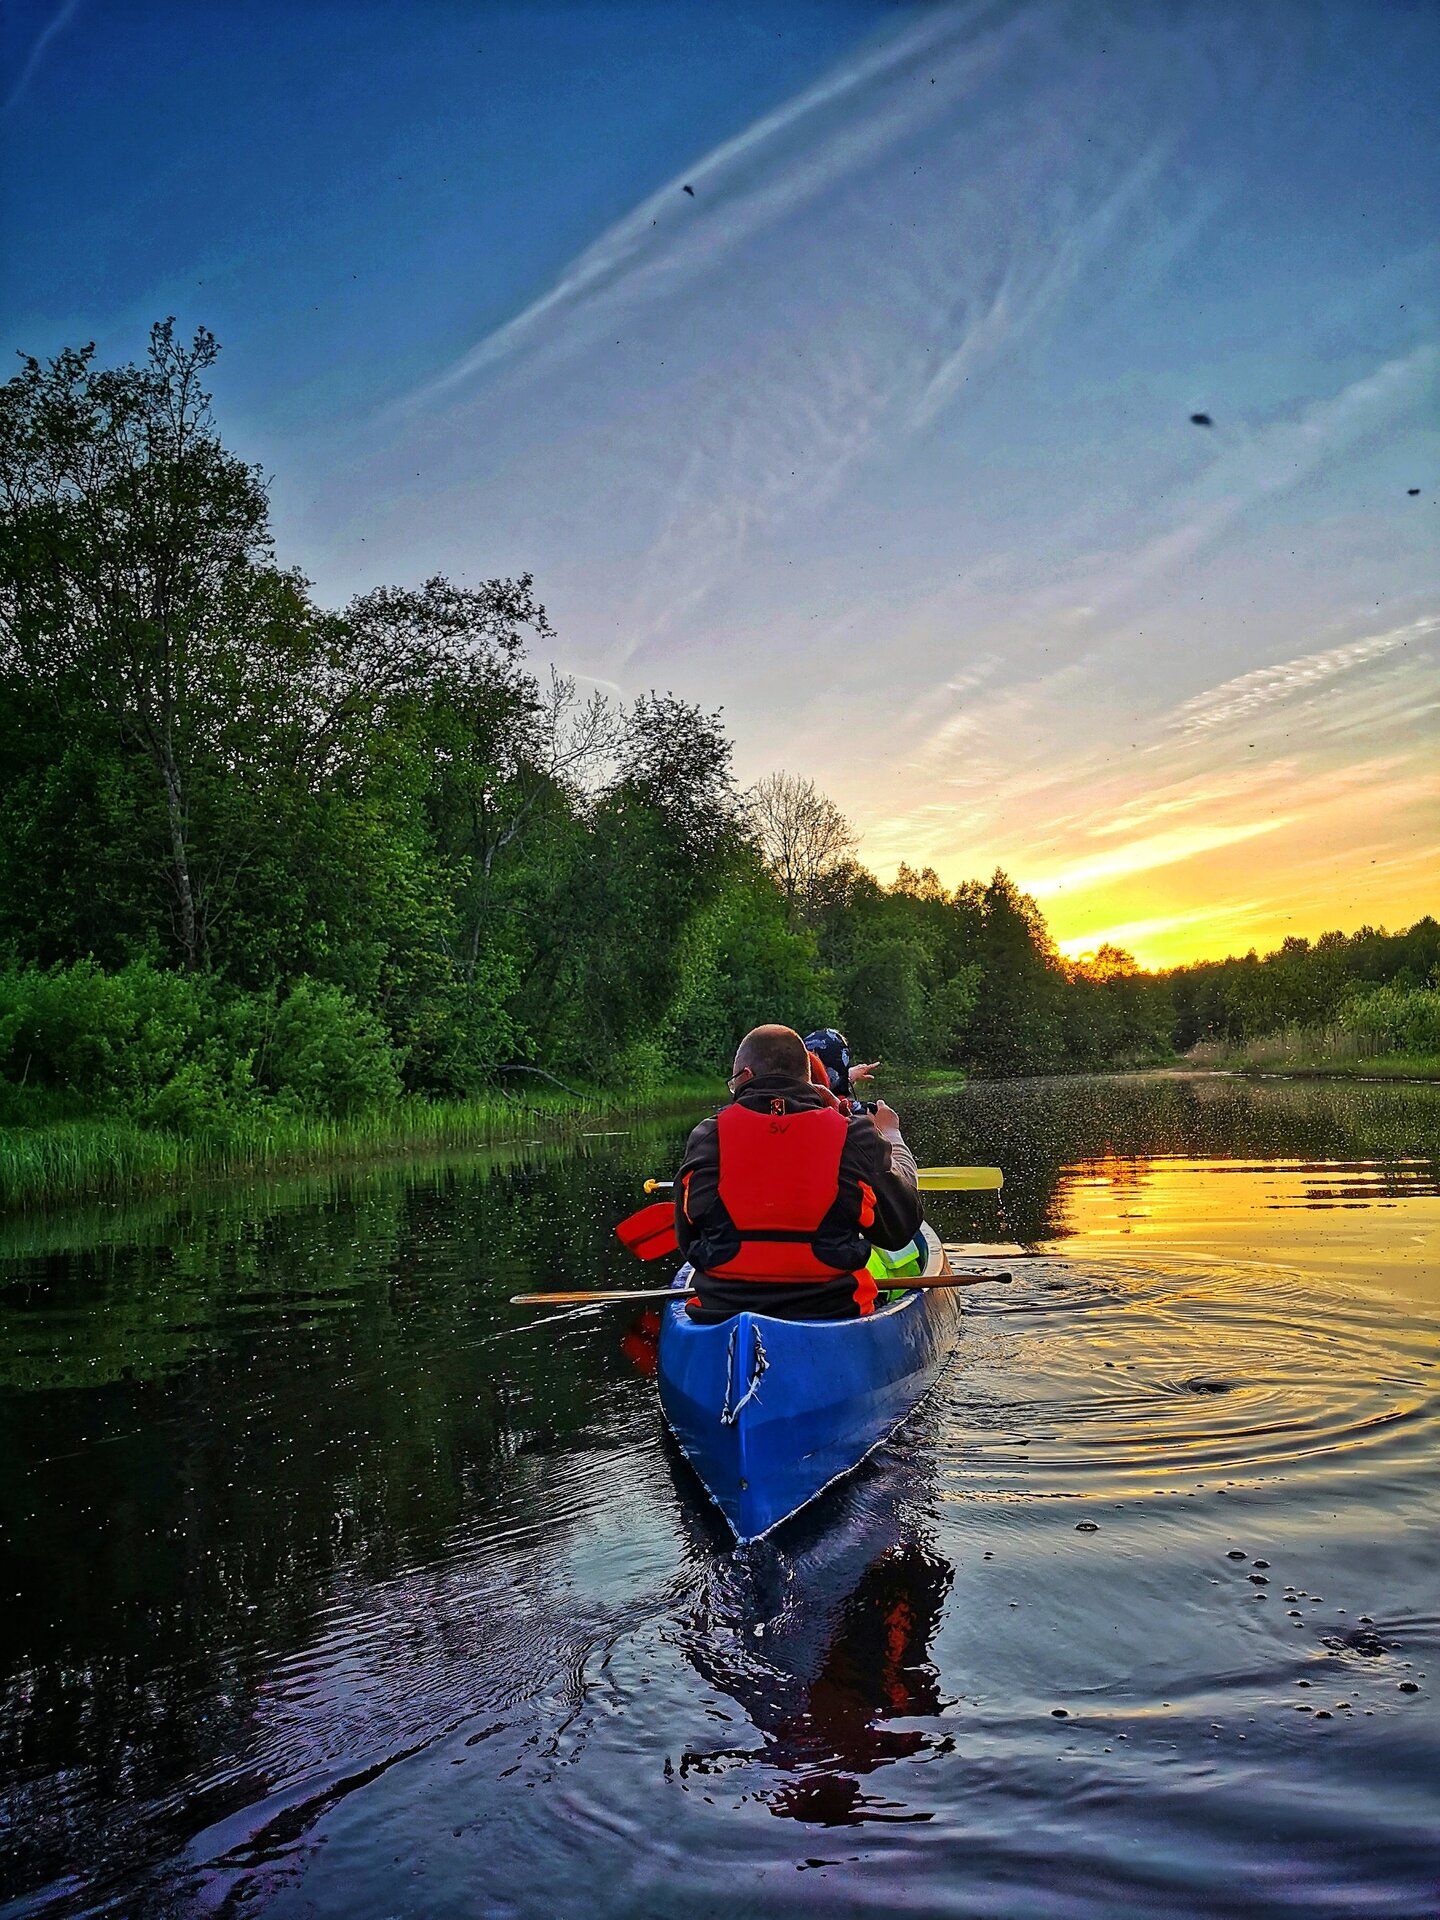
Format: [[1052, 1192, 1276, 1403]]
[[734, 1024, 810, 1083]]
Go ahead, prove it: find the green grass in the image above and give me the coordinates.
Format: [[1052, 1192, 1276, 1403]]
[[888, 1067, 969, 1091], [0, 1079, 720, 1214], [1238, 1054, 1440, 1082], [1185, 1028, 1440, 1082]]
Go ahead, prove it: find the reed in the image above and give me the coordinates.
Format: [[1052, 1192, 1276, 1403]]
[[0, 1080, 719, 1213]]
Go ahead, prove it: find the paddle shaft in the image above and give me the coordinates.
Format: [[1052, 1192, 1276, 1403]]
[[512, 1269, 1011, 1306]]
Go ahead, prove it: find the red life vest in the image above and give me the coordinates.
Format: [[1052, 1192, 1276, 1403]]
[[704, 1102, 877, 1310]]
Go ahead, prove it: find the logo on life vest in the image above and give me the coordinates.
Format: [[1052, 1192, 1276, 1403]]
[[769, 1097, 786, 1117]]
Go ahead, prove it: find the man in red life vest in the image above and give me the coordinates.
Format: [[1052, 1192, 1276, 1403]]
[[674, 1024, 924, 1321]]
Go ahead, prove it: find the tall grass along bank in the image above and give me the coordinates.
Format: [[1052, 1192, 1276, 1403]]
[[1187, 1027, 1440, 1081], [0, 1083, 716, 1214]]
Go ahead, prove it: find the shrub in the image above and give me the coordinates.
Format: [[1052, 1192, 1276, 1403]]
[[608, 1033, 670, 1094], [140, 1060, 236, 1132], [0, 959, 208, 1106], [263, 979, 403, 1116], [399, 958, 523, 1096], [1340, 983, 1440, 1055]]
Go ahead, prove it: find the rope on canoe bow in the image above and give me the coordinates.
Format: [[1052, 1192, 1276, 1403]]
[[720, 1322, 768, 1426]]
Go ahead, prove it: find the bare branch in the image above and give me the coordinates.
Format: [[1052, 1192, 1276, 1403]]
[[745, 771, 858, 919]]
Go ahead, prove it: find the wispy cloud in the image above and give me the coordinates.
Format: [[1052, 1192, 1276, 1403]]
[[3, 0, 81, 116], [908, 130, 1176, 435], [1085, 766, 1292, 838], [394, 0, 1214, 667], [1013, 344, 1439, 643], [400, 5, 983, 409], [1055, 902, 1267, 960], [1171, 613, 1440, 733]]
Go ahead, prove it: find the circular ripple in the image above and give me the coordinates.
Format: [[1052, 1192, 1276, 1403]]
[[934, 1255, 1437, 1488]]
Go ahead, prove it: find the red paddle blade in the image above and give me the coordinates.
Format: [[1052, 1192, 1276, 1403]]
[[614, 1200, 679, 1260]]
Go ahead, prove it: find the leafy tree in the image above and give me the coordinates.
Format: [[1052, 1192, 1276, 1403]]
[[263, 980, 403, 1116], [809, 862, 981, 1068], [0, 673, 161, 965], [957, 871, 1064, 1074], [0, 323, 274, 967], [1164, 918, 1440, 1051], [1340, 982, 1440, 1054], [512, 695, 741, 1079], [662, 859, 835, 1072], [1061, 947, 1172, 1065]]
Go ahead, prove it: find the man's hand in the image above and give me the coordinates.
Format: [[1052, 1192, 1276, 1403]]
[[872, 1098, 903, 1139], [849, 1060, 880, 1088]]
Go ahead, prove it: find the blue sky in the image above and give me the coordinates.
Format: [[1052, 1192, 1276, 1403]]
[[4, 0, 1437, 962]]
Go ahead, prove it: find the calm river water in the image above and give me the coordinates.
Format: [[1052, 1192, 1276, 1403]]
[[1, 1074, 1437, 1918]]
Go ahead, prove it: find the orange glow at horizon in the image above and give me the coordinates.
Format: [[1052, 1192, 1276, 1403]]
[[849, 612, 1439, 972]]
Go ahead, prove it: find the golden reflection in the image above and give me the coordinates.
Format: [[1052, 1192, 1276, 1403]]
[[1053, 1154, 1440, 1297]]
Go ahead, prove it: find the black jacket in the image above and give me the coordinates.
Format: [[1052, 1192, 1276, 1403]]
[[674, 1074, 924, 1320]]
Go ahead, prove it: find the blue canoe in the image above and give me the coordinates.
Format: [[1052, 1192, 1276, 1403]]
[[656, 1226, 960, 1544]]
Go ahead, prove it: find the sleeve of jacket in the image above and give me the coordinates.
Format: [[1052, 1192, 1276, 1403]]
[[843, 1114, 924, 1249], [674, 1115, 720, 1261]]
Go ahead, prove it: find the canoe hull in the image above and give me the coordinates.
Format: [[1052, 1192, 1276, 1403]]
[[656, 1226, 959, 1543]]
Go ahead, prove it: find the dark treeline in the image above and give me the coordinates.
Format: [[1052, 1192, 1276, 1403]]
[[0, 326, 1434, 1133]]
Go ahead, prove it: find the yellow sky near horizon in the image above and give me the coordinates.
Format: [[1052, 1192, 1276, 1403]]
[[856, 611, 1439, 971]]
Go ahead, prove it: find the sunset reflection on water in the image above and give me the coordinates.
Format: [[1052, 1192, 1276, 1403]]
[[1052, 1151, 1439, 1292]]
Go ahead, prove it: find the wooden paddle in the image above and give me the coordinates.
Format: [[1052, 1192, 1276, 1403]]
[[644, 1166, 1003, 1195], [511, 1269, 1012, 1306]]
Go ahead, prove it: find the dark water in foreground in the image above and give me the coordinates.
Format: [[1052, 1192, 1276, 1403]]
[[1, 1074, 1437, 1918]]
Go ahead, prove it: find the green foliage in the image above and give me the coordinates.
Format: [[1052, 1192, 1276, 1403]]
[[662, 861, 833, 1073], [959, 871, 1065, 1074], [263, 980, 404, 1117], [1340, 981, 1440, 1055], [841, 934, 932, 1065], [402, 960, 525, 1097], [0, 324, 279, 970], [1060, 946, 1175, 1067], [814, 863, 981, 1069], [0, 959, 220, 1113], [1166, 921, 1440, 1048], [140, 1059, 241, 1132]]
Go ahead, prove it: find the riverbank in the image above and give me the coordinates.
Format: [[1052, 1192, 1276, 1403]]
[[1241, 1057, 1440, 1082], [1185, 1039, 1440, 1082], [8, 1049, 1433, 1216], [0, 1079, 718, 1214], [0, 1064, 988, 1216]]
